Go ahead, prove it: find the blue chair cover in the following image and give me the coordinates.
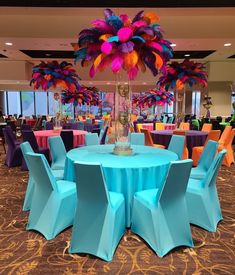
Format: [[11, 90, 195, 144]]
[[20, 142, 65, 211], [25, 152, 76, 240], [168, 135, 185, 160], [186, 149, 227, 232], [85, 133, 99, 146], [69, 161, 125, 261], [163, 116, 168, 123], [48, 136, 66, 170], [100, 126, 109, 145], [98, 120, 104, 130], [130, 133, 145, 145], [77, 121, 84, 130], [131, 160, 193, 257], [190, 140, 218, 179], [86, 118, 92, 124], [168, 117, 174, 124]]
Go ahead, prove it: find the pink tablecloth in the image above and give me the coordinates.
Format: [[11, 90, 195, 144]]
[[164, 123, 176, 130], [141, 123, 154, 131], [34, 130, 87, 148]]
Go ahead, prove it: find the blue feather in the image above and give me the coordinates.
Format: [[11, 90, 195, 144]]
[[108, 36, 119, 42], [107, 16, 123, 32]]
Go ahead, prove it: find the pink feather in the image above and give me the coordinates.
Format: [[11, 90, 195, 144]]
[[132, 20, 147, 28], [89, 65, 96, 78], [91, 19, 114, 33], [111, 56, 123, 73], [101, 41, 112, 54], [148, 42, 163, 53], [128, 66, 138, 80], [117, 27, 133, 42]]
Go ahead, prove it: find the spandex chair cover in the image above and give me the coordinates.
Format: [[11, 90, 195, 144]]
[[167, 135, 185, 160], [129, 133, 145, 146], [48, 136, 66, 170], [85, 133, 99, 146]]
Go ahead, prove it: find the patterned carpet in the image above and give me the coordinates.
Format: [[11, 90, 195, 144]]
[[0, 150, 235, 274]]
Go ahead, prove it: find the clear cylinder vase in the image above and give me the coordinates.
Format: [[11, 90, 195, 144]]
[[113, 75, 133, 156], [53, 91, 63, 132]]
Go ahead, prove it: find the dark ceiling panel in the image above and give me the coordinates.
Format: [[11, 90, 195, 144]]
[[20, 50, 75, 59], [172, 50, 215, 59], [0, 0, 235, 7], [228, 54, 235, 59], [0, 53, 7, 58]]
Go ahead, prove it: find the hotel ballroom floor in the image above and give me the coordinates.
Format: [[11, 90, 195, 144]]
[[0, 146, 234, 274]]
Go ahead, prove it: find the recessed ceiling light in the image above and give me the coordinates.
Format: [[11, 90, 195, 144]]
[[170, 43, 176, 47], [224, 43, 232, 47], [45, 53, 51, 56], [89, 81, 93, 85], [106, 82, 110, 85], [142, 82, 147, 85], [5, 42, 13, 46], [184, 54, 190, 57]]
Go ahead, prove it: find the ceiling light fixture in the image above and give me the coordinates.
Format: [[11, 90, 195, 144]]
[[184, 54, 190, 57], [5, 42, 13, 46], [170, 43, 176, 47], [45, 53, 51, 56], [224, 43, 232, 47], [106, 82, 110, 85], [143, 82, 147, 85]]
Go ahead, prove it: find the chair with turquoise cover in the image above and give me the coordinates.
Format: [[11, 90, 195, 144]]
[[77, 121, 84, 130], [131, 159, 193, 257], [48, 136, 66, 170], [186, 149, 226, 232], [168, 116, 174, 124], [85, 133, 99, 146], [167, 135, 185, 160], [20, 142, 64, 211], [130, 133, 145, 145], [190, 140, 218, 180], [25, 152, 77, 240], [86, 118, 92, 124], [98, 119, 104, 130], [69, 162, 126, 261]]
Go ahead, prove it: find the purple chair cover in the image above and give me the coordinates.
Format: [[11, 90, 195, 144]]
[[62, 123, 72, 129], [100, 126, 109, 145], [60, 130, 74, 152], [22, 130, 50, 162], [3, 128, 22, 167], [5, 126, 21, 146], [21, 124, 32, 131], [84, 123, 93, 132], [70, 123, 79, 130], [151, 130, 208, 157], [92, 127, 101, 136]]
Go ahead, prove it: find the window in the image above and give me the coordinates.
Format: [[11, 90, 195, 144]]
[[192, 91, 201, 118], [35, 92, 48, 115], [7, 91, 21, 116], [21, 92, 35, 116]]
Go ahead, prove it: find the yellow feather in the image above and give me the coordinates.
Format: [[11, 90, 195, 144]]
[[123, 50, 138, 70], [99, 34, 112, 41], [94, 53, 105, 69], [144, 12, 160, 24], [152, 52, 163, 69]]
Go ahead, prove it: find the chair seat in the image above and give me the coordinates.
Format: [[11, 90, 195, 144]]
[[134, 189, 158, 207], [187, 178, 204, 191], [190, 167, 206, 180], [56, 180, 76, 194], [153, 144, 165, 149], [52, 169, 64, 180], [109, 191, 124, 209], [51, 160, 65, 170]]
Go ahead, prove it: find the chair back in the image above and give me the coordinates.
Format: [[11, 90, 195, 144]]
[[136, 124, 143, 133], [202, 149, 227, 188], [98, 120, 104, 130], [20, 141, 34, 168], [3, 127, 15, 149], [5, 125, 16, 142], [48, 136, 66, 165], [62, 123, 72, 129], [77, 121, 84, 130], [219, 126, 232, 144], [100, 126, 109, 145], [84, 123, 93, 132], [179, 122, 190, 130], [92, 127, 101, 136], [197, 140, 218, 171], [21, 124, 32, 131], [26, 152, 57, 193], [201, 123, 212, 132], [74, 162, 109, 206], [70, 122, 79, 130], [157, 160, 192, 203], [60, 130, 74, 152], [205, 130, 221, 143], [168, 135, 185, 160], [45, 122, 54, 130], [226, 128, 235, 147], [168, 117, 174, 124], [22, 130, 39, 152], [172, 130, 188, 159], [155, 123, 165, 130], [86, 118, 92, 124], [130, 133, 145, 145], [163, 116, 168, 124], [85, 133, 99, 146], [140, 128, 154, 146]]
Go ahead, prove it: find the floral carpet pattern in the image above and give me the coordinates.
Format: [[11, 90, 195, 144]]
[[0, 152, 234, 274]]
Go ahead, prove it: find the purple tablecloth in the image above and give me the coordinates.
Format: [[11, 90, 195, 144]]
[[151, 130, 208, 157]]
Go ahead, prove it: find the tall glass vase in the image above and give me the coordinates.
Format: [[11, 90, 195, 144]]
[[113, 75, 133, 155], [175, 87, 186, 127], [53, 91, 63, 132]]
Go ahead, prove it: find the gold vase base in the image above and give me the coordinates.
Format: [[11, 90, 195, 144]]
[[112, 146, 133, 156]]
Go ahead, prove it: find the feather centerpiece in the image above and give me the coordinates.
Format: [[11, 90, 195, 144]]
[[61, 86, 101, 107], [157, 59, 208, 91], [132, 88, 175, 108], [30, 61, 81, 92], [75, 8, 173, 80]]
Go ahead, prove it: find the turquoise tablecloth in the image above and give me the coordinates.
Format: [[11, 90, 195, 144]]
[[65, 144, 178, 227]]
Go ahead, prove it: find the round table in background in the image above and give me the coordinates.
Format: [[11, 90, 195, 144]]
[[151, 130, 208, 158], [34, 130, 87, 148], [64, 144, 178, 227]]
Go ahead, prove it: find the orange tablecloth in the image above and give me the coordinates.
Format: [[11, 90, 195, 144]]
[[34, 130, 87, 148]]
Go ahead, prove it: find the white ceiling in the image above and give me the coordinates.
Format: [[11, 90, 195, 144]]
[[0, 7, 234, 90]]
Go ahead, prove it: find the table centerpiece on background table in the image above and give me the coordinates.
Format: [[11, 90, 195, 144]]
[[30, 60, 81, 131], [74, 8, 173, 155], [157, 59, 208, 124]]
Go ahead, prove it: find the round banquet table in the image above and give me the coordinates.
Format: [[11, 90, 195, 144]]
[[34, 130, 87, 148], [64, 144, 178, 227], [151, 130, 208, 158]]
